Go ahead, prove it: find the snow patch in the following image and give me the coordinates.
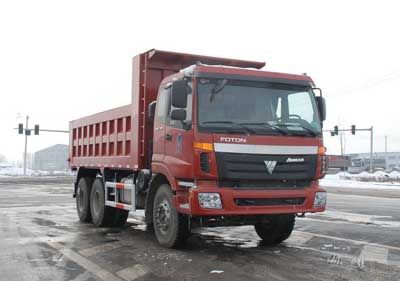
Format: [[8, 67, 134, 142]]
[[0, 165, 72, 177], [210, 270, 224, 274], [309, 210, 400, 228], [0, 166, 33, 176], [321, 171, 400, 189]]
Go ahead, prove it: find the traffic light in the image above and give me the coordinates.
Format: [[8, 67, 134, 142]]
[[18, 123, 23, 134], [351, 125, 356, 135], [334, 125, 339, 135], [25, 129, 31, 136], [34, 124, 40, 135]]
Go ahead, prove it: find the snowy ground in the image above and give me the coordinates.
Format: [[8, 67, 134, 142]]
[[307, 209, 400, 228], [2, 182, 399, 281], [321, 171, 400, 189], [0, 165, 73, 177]]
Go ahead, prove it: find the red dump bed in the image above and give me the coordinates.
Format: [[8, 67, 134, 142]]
[[69, 49, 265, 171]]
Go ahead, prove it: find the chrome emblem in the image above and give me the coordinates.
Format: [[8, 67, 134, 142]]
[[264, 160, 277, 174], [286, 157, 304, 163]]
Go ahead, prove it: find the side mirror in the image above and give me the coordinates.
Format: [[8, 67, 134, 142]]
[[148, 101, 156, 120], [171, 80, 188, 108], [315, 96, 326, 121], [170, 109, 186, 121]]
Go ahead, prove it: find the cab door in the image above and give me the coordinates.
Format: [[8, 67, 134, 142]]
[[164, 82, 194, 179], [152, 85, 170, 164]]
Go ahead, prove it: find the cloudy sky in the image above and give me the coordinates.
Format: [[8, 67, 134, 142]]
[[1, 0, 399, 162]]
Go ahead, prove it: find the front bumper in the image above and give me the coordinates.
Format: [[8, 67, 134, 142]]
[[176, 180, 325, 216]]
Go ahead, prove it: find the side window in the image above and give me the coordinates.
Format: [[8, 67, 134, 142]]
[[287, 91, 313, 122], [168, 82, 192, 129], [156, 86, 171, 123]]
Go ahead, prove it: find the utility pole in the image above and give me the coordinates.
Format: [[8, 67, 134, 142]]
[[385, 135, 387, 153], [339, 132, 344, 156], [16, 118, 68, 176], [23, 115, 29, 176], [369, 126, 374, 172]]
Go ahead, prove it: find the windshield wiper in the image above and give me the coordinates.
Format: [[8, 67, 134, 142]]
[[239, 122, 288, 135], [273, 123, 318, 137], [201, 121, 256, 135]]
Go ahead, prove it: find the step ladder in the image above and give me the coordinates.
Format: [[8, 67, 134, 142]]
[[105, 181, 136, 212]]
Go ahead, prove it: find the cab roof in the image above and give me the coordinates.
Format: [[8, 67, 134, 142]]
[[161, 64, 314, 86]]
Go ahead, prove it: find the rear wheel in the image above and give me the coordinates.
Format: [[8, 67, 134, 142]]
[[76, 177, 93, 222], [90, 178, 116, 227], [153, 184, 190, 248], [254, 214, 295, 245]]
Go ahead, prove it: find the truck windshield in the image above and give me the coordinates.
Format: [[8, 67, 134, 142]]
[[197, 79, 322, 136]]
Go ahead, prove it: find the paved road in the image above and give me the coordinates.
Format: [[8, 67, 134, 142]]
[[0, 179, 400, 281]]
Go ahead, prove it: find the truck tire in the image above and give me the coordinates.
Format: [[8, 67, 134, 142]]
[[90, 178, 116, 227], [153, 184, 190, 248], [112, 209, 129, 227], [76, 177, 93, 222], [254, 214, 295, 245]]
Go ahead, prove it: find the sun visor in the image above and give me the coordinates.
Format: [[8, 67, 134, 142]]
[[145, 49, 265, 70]]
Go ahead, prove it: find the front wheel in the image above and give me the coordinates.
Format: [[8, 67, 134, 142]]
[[254, 214, 295, 245], [153, 184, 190, 248]]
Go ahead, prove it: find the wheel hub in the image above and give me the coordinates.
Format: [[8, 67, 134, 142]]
[[155, 199, 171, 234]]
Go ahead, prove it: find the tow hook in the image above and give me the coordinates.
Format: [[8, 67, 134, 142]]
[[296, 213, 305, 218]]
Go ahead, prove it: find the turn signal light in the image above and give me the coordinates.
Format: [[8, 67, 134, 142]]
[[193, 142, 214, 151], [318, 146, 326, 155], [315, 146, 327, 179]]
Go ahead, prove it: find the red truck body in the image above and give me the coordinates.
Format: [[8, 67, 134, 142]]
[[70, 49, 327, 247]]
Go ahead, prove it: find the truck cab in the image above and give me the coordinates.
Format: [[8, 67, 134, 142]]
[[148, 63, 327, 246]]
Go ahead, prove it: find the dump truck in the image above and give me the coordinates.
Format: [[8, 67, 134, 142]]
[[69, 49, 327, 248]]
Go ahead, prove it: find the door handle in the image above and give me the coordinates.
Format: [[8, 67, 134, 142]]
[[165, 133, 172, 141]]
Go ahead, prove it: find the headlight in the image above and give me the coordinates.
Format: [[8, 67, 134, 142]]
[[313, 192, 327, 208], [198, 193, 222, 209]]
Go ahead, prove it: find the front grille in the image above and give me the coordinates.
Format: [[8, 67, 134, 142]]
[[218, 179, 310, 189], [234, 197, 305, 206], [216, 152, 317, 182]]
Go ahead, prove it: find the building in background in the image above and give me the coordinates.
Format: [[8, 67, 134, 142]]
[[347, 152, 400, 173], [33, 144, 68, 171]]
